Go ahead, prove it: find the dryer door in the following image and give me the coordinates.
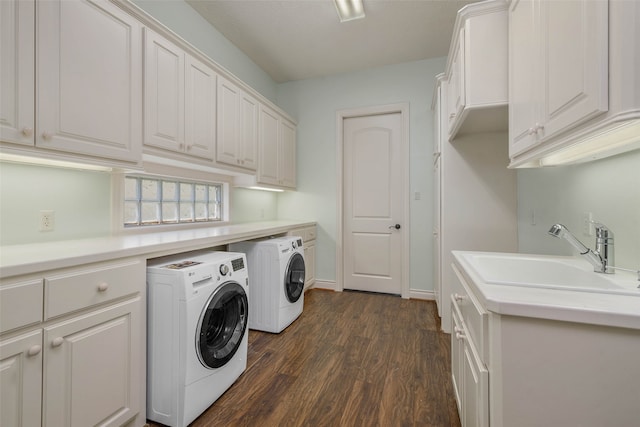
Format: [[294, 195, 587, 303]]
[[284, 252, 305, 303], [197, 281, 248, 369]]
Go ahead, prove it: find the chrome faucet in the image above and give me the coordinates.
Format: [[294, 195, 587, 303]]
[[548, 223, 614, 274]]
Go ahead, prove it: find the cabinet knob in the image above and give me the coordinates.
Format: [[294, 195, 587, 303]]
[[97, 282, 109, 292], [21, 127, 33, 137], [186, 145, 192, 151], [179, 143, 184, 150], [534, 123, 545, 132], [528, 127, 536, 136], [455, 332, 466, 340], [453, 293, 466, 301], [27, 345, 42, 356], [42, 132, 53, 141], [449, 113, 456, 119], [51, 337, 64, 348]]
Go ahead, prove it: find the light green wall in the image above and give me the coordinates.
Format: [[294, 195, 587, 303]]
[[275, 58, 446, 291], [0, 160, 278, 245], [517, 149, 640, 269], [131, 0, 277, 103], [0, 162, 112, 245], [231, 188, 278, 223]]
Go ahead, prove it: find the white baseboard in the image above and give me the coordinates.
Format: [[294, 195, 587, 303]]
[[409, 289, 435, 301], [310, 280, 338, 291], [310, 281, 434, 301]]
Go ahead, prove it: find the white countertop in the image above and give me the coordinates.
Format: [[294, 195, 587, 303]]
[[0, 220, 315, 279], [452, 251, 640, 330]]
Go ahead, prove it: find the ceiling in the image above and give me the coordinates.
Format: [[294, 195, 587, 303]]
[[186, 0, 480, 83]]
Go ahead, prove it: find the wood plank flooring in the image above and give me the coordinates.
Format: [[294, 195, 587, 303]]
[[148, 289, 461, 427]]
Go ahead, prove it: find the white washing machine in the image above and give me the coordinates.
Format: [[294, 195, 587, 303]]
[[230, 236, 305, 333], [146, 250, 249, 427]]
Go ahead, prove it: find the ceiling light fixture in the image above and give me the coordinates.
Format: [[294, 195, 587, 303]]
[[334, 0, 365, 22]]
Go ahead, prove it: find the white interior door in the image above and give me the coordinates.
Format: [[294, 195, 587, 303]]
[[343, 112, 404, 295]]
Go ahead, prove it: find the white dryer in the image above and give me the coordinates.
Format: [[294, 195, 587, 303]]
[[146, 250, 249, 427], [230, 236, 305, 333]]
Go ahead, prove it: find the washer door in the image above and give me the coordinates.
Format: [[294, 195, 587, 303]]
[[197, 281, 248, 369], [284, 252, 306, 303]]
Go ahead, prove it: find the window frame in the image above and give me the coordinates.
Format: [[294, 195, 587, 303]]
[[111, 163, 231, 234]]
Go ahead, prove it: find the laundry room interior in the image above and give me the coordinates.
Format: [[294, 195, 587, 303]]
[[1, 0, 639, 426]]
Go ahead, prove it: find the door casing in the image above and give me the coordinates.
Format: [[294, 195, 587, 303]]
[[335, 103, 410, 298]]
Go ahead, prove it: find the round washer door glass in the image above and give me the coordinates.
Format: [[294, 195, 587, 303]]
[[197, 281, 248, 369], [285, 252, 305, 303]]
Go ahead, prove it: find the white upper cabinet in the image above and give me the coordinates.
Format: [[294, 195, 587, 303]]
[[216, 76, 258, 171], [0, 0, 35, 147], [1, 0, 142, 166], [37, 0, 142, 164], [509, 0, 640, 167], [257, 104, 296, 190], [144, 29, 216, 161], [446, 1, 508, 140], [509, 0, 608, 159]]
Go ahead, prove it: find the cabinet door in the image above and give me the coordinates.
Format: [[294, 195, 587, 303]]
[[144, 29, 184, 153], [539, 0, 608, 140], [43, 298, 141, 427], [451, 305, 464, 416], [216, 76, 241, 166], [239, 92, 258, 171], [0, 0, 35, 146], [447, 28, 465, 135], [508, 0, 540, 157], [37, 0, 142, 163], [462, 340, 489, 427], [258, 105, 280, 186], [279, 119, 296, 188], [185, 55, 216, 160], [303, 243, 316, 289], [0, 330, 42, 427]]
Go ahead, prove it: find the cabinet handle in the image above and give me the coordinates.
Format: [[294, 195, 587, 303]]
[[179, 143, 184, 150], [453, 293, 466, 301], [97, 282, 109, 292], [449, 113, 456, 119], [528, 127, 536, 136], [186, 145, 192, 151], [455, 332, 466, 340], [42, 132, 53, 141], [534, 123, 545, 132], [27, 345, 42, 356], [454, 326, 464, 334], [21, 127, 33, 137], [51, 337, 64, 348]]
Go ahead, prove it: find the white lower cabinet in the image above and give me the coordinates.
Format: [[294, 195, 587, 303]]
[[451, 259, 640, 427], [451, 292, 489, 427], [0, 330, 43, 427], [0, 258, 145, 427]]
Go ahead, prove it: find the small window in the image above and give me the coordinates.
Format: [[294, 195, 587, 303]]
[[124, 176, 222, 227]]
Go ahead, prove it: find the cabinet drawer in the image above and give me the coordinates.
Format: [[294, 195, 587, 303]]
[[45, 259, 143, 320], [0, 279, 43, 333], [452, 263, 488, 363]]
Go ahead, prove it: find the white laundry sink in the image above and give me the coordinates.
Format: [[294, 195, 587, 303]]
[[458, 252, 640, 296]]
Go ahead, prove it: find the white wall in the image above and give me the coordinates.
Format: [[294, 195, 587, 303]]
[[276, 58, 446, 292], [231, 188, 278, 223], [517, 149, 640, 270], [131, 0, 277, 103]]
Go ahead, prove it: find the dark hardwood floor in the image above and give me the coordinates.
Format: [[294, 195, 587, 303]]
[[148, 289, 461, 427]]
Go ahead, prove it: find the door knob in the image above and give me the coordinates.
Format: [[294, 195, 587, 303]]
[[389, 224, 401, 230]]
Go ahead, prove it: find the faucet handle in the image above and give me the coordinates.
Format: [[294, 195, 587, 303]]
[[591, 221, 613, 239]]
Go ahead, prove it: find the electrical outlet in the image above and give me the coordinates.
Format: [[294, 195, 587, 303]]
[[582, 211, 593, 236], [40, 210, 55, 232]]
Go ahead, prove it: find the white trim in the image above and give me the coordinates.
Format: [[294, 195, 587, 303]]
[[409, 289, 436, 301], [311, 280, 338, 292], [335, 103, 411, 299]]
